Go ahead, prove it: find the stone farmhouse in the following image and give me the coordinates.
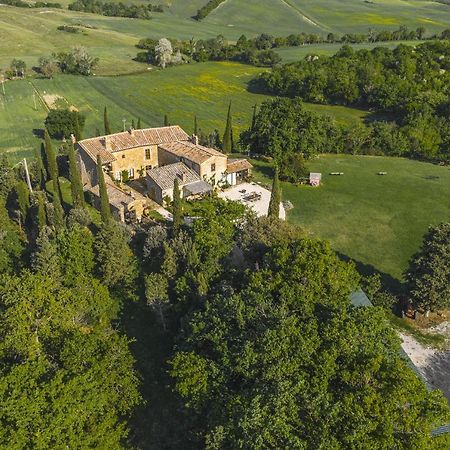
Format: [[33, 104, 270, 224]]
[[76, 125, 252, 219]]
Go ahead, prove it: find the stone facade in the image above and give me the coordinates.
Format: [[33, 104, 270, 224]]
[[110, 144, 159, 182]]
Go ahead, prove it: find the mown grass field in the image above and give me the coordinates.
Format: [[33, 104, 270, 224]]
[[0, 61, 368, 162], [248, 154, 450, 284]]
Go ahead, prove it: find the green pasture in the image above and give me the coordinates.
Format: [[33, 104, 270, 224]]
[[249, 154, 450, 283], [1, 0, 450, 77], [0, 61, 367, 162], [276, 40, 425, 62], [286, 0, 450, 33]]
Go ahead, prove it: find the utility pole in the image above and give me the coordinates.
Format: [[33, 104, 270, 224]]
[[32, 92, 37, 110], [122, 118, 127, 132], [23, 158, 33, 193]]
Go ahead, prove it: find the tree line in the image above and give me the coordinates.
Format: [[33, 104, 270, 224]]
[[135, 35, 282, 68], [250, 41, 450, 163], [0, 0, 62, 8], [194, 0, 226, 20], [68, 0, 163, 19]]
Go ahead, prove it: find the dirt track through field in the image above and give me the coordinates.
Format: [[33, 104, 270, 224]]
[[279, 0, 330, 31]]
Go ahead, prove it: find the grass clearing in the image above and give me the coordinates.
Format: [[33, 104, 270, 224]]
[[248, 154, 450, 283]]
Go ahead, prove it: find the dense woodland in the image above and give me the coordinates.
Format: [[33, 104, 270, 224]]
[[249, 41, 450, 163]]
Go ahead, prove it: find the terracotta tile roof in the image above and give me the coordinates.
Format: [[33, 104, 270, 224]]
[[226, 159, 253, 173], [78, 126, 190, 163], [158, 141, 226, 165], [88, 177, 146, 208], [147, 162, 201, 191]]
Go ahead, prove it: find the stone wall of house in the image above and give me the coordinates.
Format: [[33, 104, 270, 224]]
[[111, 144, 159, 181], [199, 155, 228, 185], [77, 146, 98, 187]]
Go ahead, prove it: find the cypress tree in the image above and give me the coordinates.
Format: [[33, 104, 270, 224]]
[[251, 104, 258, 131], [52, 178, 65, 229], [172, 177, 182, 235], [36, 191, 47, 230], [74, 114, 82, 142], [222, 101, 233, 153], [31, 227, 61, 282], [194, 115, 198, 136], [137, 117, 142, 129], [104, 106, 111, 135], [268, 167, 281, 219], [131, 119, 135, 130], [68, 144, 85, 209], [35, 145, 46, 190], [97, 155, 111, 224], [44, 129, 58, 182], [14, 180, 30, 227], [164, 114, 169, 127]]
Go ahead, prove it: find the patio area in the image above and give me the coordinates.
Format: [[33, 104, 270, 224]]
[[219, 182, 286, 220]]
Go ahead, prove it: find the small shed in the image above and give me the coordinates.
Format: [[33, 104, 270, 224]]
[[309, 172, 322, 187]]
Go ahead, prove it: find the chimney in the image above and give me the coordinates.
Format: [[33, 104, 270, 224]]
[[70, 133, 76, 144], [128, 128, 134, 135], [191, 134, 199, 145], [103, 136, 110, 150], [178, 172, 186, 183]]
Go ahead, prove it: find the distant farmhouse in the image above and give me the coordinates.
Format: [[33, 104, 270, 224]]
[[76, 126, 252, 221]]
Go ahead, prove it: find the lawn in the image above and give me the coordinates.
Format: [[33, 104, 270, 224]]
[[0, 61, 367, 162], [249, 154, 450, 284]]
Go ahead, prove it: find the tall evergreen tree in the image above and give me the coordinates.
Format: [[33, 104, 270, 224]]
[[194, 115, 198, 136], [35, 145, 46, 189], [74, 114, 82, 142], [268, 167, 281, 218], [31, 227, 61, 282], [44, 129, 58, 182], [52, 178, 65, 230], [172, 177, 182, 235], [222, 101, 233, 153], [137, 117, 142, 129], [0, 155, 15, 199], [68, 144, 85, 209], [251, 103, 258, 131], [33, 191, 47, 231], [97, 155, 111, 224], [14, 180, 30, 227], [131, 119, 135, 130], [164, 114, 170, 127], [104, 106, 111, 135], [95, 221, 138, 296]]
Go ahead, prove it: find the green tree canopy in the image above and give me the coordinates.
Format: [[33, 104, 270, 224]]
[[171, 238, 449, 449], [45, 109, 86, 140], [0, 271, 140, 448], [406, 222, 450, 313]]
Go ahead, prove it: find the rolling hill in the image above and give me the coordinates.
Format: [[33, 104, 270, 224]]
[[1, 0, 450, 75]]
